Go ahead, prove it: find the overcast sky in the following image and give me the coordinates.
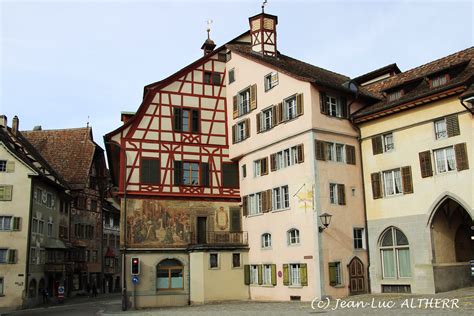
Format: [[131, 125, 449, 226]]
[[1, 0, 472, 149]]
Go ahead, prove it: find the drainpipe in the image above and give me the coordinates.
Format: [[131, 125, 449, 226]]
[[24, 177, 35, 307]]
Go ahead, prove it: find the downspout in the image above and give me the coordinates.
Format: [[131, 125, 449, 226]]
[[23, 176, 35, 308]]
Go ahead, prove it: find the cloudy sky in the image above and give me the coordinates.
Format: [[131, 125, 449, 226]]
[[1, 0, 472, 149]]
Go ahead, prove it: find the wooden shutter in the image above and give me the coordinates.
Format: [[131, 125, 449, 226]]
[[455, 143, 469, 171], [260, 158, 268, 175], [250, 84, 257, 110], [372, 136, 383, 155], [258, 265, 263, 285], [201, 162, 210, 187], [419, 151, 433, 178], [7, 249, 17, 264], [256, 112, 262, 133], [337, 184, 346, 205], [320, 91, 327, 114], [276, 102, 283, 124], [233, 95, 238, 118], [271, 105, 278, 126], [244, 265, 250, 285], [296, 93, 304, 116], [270, 153, 277, 171], [6, 161, 15, 172], [13, 217, 21, 231], [329, 263, 337, 286], [191, 109, 200, 133], [371, 173, 382, 199], [271, 264, 277, 286], [173, 107, 182, 131], [244, 118, 250, 139], [174, 161, 183, 186], [283, 264, 289, 286], [242, 196, 248, 216], [345, 145, 356, 165], [222, 163, 239, 188], [315, 140, 326, 161], [212, 73, 221, 85], [300, 263, 308, 286], [446, 115, 460, 137], [232, 125, 236, 144], [401, 166, 413, 194], [340, 97, 348, 118], [263, 189, 272, 213], [297, 144, 304, 163]]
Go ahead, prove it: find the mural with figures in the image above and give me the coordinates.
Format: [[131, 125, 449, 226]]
[[125, 199, 238, 247]]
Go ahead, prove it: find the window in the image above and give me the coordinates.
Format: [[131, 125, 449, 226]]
[[353, 228, 365, 249], [173, 108, 200, 133], [253, 158, 268, 177], [263, 264, 273, 285], [183, 162, 200, 185], [0, 185, 13, 201], [329, 183, 337, 204], [90, 200, 97, 212], [47, 221, 53, 237], [46, 193, 53, 208], [203, 71, 221, 85], [32, 218, 38, 233], [380, 227, 411, 279], [329, 262, 342, 286], [264, 72, 278, 91], [0, 216, 12, 231], [141, 158, 160, 184], [260, 107, 273, 132], [383, 169, 403, 196], [241, 164, 246, 178], [434, 119, 447, 139], [232, 253, 241, 268], [38, 220, 44, 235], [329, 183, 345, 205], [238, 88, 250, 116], [272, 185, 289, 211], [30, 247, 37, 264], [383, 133, 394, 152], [228, 68, 235, 84], [236, 120, 247, 142], [335, 144, 344, 162], [387, 90, 403, 102], [0, 277, 3, 295], [0, 160, 6, 172], [431, 74, 448, 88], [261, 233, 272, 249], [209, 253, 219, 269], [322, 94, 347, 118], [91, 250, 98, 263], [248, 193, 262, 215], [271, 145, 303, 171], [222, 163, 239, 188], [434, 147, 456, 173], [156, 259, 184, 290], [250, 265, 259, 285], [0, 249, 6, 263], [289, 264, 301, 286], [284, 96, 297, 121], [287, 229, 300, 245]]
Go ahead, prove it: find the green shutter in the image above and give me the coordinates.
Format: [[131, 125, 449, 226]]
[[283, 264, 289, 286], [258, 265, 263, 285], [329, 262, 337, 286], [244, 265, 250, 285], [271, 264, 277, 286], [300, 264, 308, 286]]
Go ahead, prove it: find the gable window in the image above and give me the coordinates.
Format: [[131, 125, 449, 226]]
[[173, 107, 200, 133], [383, 169, 403, 196], [434, 147, 456, 173], [156, 259, 184, 290], [387, 90, 403, 102], [329, 262, 342, 286], [0, 160, 6, 172], [287, 228, 300, 245], [261, 233, 272, 249], [209, 253, 219, 269], [253, 157, 268, 177], [203, 71, 221, 85], [264, 72, 278, 91], [248, 193, 262, 215], [380, 227, 411, 278], [272, 185, 289, 211], [250, 265, 259, 284], [228, 68, 235, 84], [353, 228, 365, 249], [239, 88, 251, 116], [430, 74, 449, 88], [284, 95, 297, 121], [327, 96, 340, 117], [141, 158, 160, 185]]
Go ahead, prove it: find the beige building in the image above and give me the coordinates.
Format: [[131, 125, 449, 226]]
[[353, 48, 473, 294]]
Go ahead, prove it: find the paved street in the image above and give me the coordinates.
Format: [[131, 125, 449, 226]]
[[2, 287, 473, 316]]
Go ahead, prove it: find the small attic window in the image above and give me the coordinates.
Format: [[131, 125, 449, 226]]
[[387, 90, 403, 102], [430, 74, 449, 88]]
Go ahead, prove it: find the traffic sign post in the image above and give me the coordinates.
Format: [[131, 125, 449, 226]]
[[58, 285, 65, 304]]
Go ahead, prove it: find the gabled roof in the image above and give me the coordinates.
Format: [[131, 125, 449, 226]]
[[0, 127, 69, 189], [353, 47, 474, 122], [23, 127, 101, 187], [352, 63, 401, 85]]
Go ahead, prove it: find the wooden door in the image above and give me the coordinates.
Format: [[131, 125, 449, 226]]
[[197, 217, 207, 244], [348, 257, 366, 295]]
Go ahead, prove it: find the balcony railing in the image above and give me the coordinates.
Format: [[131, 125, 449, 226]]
[[44, 262, 73, 273], [189, 231, 248, 245]]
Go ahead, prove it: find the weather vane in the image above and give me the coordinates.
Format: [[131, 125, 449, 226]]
[[262, 0, 268, 13], [206, 19, 213, 39]]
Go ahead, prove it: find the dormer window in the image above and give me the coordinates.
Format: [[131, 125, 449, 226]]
[[430, 74, 449, 88], [387, 90, 403, 102]]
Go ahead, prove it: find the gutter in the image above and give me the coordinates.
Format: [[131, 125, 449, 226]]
[[23, 176, 35, 308]]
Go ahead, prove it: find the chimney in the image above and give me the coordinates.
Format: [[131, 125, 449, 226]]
[[0, 115, 7, 128], [249, 12, 278, 56], [12, 116, 19, 135], [33, 125, 42, 131]]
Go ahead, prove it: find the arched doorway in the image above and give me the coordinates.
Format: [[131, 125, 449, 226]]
[[348, 257, 366, 295], [430, 197, 473, 292]]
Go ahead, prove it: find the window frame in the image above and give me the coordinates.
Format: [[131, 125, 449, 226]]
[[250, 265, 259, 285], [182, 161, 200, 186], [0, 160, 6, 172], [283, 95, 297, 121], [379, 227, 411, 279], [353, 228, 365, 250], [0, 216, 12, 231], [238, 88, 251, 116], [232, 253, 241, 268], [264, 72, 278, 91], [287, 228, 300, 246], [263, 264, 273, 285], [329, 183, 338, 204], [382, 169, 403, 197], [272, 185, 289, 211], [261, 233, 272, 249], [236, 120, 247, 142], [434, 119, 448, 140], [228, 68, 235, 84], [156, 259, 184, 291], [248, 193, 262, 216], [209, 253, 219, 269], [383, 133, 395, 152], [289, 263, 301, 286], [433, 146, 456, 174], [325, 95, 343, 118]]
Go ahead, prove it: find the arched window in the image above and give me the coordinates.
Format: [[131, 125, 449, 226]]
[[261, 233, 272, 248], [156, 259, 183, 290], [379, 227, 411, 278], [287, 228, 300, 245], [28, 279, 37, 298]]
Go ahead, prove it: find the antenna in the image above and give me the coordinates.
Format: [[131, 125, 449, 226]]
[[206, 19, 213, 40], [262, 0, 268, 13]]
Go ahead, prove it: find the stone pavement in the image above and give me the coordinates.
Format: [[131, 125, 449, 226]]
[[100, 287, 474, 315]]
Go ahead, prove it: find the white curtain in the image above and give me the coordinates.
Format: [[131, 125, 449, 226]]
[[398, 249, 411, 277], [446, 148, 455, 171], [394, 170, 402, 193], [382, 250, 396, 278]]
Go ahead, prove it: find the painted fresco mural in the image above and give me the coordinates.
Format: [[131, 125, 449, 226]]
[[125, 199, 238, 247]]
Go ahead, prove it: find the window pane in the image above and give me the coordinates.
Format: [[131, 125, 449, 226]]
[[382, 249, 396, 278], [381, 230, 393, 246], [398, 249, 411, 277], [394, 170, 402, 194], [395, 229, 408, 246], [170, 269, 183, 288], [182, 110, 190, 132], [435, 149, 446, 173], [446, 147, 456, 171], [157, 270, 169, 289]]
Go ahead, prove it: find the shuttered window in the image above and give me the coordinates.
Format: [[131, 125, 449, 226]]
[[320, 91, 348, 118], [253, 157, 268, 177], [264, 72, 278, 91], [371, 173, 382, 199], [329, 262, 341, 286], [454, 143, 469, 171], [173, 107, 200, 133], [269, 144, 303, 172], [315, 140, 326, 160], [345, 145, 356, 165], [0, 185, 13, 201], [233, 119, 250, 143], [201, 162, 210, 187], [140, 158, 160, 184], [222, 163, 239, 188], [434, 115, 460, 139], [401, 166, 413, 194], [329, 183, 345, 205], [372, 136, 383, 155], [419, 151, 433, 178]]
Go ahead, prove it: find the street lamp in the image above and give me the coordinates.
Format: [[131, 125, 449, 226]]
[[318, 212, 333, 233]]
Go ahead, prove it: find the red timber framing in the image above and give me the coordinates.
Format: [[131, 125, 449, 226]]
[[107, 52, 239, 200]]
